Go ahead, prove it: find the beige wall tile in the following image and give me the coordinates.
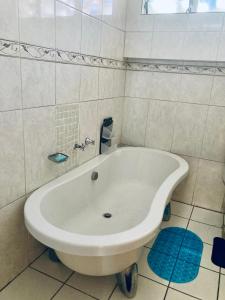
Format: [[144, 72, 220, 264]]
[[23, 106, 58, 193], [201, 106, 225, 162], [0, 57, 21, 112], [193, 159, 225, 212], [122, 98, 149, 146], [0, 110, 25, 208], [80, 66, 99, 101], [172, 103, 207, 157], [145, 100, 176, 151], [21, 59, 55, 108], [0, 197, 28, 289], [56, 63, 81, 104]]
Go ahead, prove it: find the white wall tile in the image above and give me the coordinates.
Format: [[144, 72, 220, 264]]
[[59, 0, 83, 10], [0, 197, 28, 290], [21, 60, 55, 108], [145, 100, 176, 151], [82, 0, 103, 19], [0, 111, 25, 208], [193, 159, 225, 212], [80, 66, 99, 101], [81, 14, 102, 56], [78, 101, 98, 164], [103, 0, 127, 30], [126, 0, 155, 31], [56, 1, 82, 52], [125, 71, 152, 99], [23, 107, 58, 193], [172, 103, 207, 157], [56, 63, 80, 104], [187, 13, 224, 31], [201, 106, 225, 162], [173, 156, 198, 205], [217, 32, 225, 61], [99, 68, 114, 99], [179, 74, 213, 105], [154, 14, 188, 32], [101, 24, 124, 59], [182, 32, 220, 61], [211, 76, 225, 106], [122, 98, 149, 146], [0, 57, 21, 111], [124, 32, 152, 58], [150, 72, 181, 101], [151, 32, 184, 60], [0, 0, 19, 40], [113, 70, 126, 98], [19, 0, 55, 48]]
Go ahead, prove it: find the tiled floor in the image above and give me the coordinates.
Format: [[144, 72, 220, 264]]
[[0, 200, 224, 300]]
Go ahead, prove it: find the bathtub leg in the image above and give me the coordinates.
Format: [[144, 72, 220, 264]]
[[116, 263, 138, 298], [163, 203, 171, 221], [48, 248, 60, 263]]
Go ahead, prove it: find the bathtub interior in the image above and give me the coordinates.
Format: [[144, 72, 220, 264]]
[[40, 148, 179, 236]]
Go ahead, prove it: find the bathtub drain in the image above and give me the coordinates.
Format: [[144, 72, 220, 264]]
[[103, 213, 112, 218]]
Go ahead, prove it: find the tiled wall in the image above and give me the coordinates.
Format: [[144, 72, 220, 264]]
[[122, 0, 225, 213], [0, 0, 127, 289], [125, 0, 225, 61], [122, 68, 225, 213]]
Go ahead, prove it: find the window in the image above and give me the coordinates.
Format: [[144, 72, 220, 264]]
[[142, 0, 225, 14]]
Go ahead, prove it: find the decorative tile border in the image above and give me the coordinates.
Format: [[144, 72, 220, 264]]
[[1, 38, 225, 75], [126, 61, 225, 76], [0, 39, 126, 70]]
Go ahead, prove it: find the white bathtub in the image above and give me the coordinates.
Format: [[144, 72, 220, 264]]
[[24, 147, 188, 276]]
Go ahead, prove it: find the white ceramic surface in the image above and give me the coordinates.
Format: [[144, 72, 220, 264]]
[[25, 147, 188, 276]]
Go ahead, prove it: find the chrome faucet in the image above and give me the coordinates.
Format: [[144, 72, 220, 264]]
[[85, 137, 95, 146], [74, 143, 86, 151], [74, 137, 95, 151]]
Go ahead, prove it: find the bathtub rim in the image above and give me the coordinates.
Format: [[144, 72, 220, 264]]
[[24, 147, 189, 257]]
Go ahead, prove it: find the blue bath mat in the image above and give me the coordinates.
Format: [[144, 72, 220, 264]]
[[147, 227, 203, 283], [211, 237, 225, 268]]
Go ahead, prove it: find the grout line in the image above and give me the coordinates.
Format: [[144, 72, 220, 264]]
[[138, 274, 168, 288], [50, 271, 75, 300], [216, 272, 221, 300], [108, 284, 117, 300], [0, 248, 46, 293], [65, 283, 99, 300], [29, 266, 66, 284], [189, 219, 223, 229], [169, 287, 202, 300]]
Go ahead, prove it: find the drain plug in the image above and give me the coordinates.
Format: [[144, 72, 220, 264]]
[[103, 213, 112, 218]]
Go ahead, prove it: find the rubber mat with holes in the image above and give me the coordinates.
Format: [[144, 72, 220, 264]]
[[147, 227, 203, 283]]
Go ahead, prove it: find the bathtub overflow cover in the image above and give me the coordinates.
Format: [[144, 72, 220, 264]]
[[103, 213, 112, 218]]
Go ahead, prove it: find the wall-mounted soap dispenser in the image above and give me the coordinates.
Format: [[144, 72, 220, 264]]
[[100, 117, 113, 154]]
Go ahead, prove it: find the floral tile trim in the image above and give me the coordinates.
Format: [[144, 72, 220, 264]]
[[1, 38, 225, 75]]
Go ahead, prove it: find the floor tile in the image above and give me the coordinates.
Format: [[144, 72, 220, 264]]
[[138, 247, 169, 286], [218, 274, 225, 300], [188, 221, 221, 245], [110, 275, 167, 300], [191, 207, 223, 228], [201, 243, 220, 272], [31, 251, 73, 282], [53, 285, 94, 300], [171, 201, 193, 219], [170, 267, 219, 300], [221, 268, 225, 275], [67, 272, 115, 300], [161, 215, 189, 230], [0, 268, 62, 300], [166, 288, 197, 300]]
